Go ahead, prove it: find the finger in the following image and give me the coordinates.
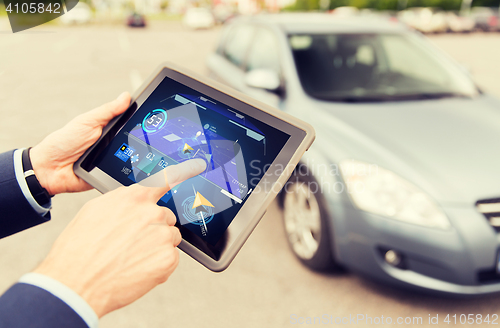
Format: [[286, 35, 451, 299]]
[[149, 207, 177, 226], [139, 158, 207, 201], [152, 226, 181, 247], [170, 226, 182, 247], [164, 208, 177, 226], [84, 92, 131, 127]]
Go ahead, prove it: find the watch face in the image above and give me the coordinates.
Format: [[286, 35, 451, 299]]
[[142, 109, 167, 134]]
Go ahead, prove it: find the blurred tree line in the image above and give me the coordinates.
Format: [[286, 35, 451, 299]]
[[284, 0, 500, 11]]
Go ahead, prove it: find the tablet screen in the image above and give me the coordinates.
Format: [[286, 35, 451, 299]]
[[88, 76, 290, 259]]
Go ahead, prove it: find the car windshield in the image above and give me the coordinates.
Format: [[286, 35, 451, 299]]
[[289, 33, 479, 102]]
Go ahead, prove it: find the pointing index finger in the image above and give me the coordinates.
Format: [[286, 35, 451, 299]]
[[138, 158, 207, 201]]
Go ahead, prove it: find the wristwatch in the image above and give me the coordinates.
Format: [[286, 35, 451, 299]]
[[22, 148, 52, 206]]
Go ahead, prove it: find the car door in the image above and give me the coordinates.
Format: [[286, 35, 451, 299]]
[[207, 23, 283, 108], [207, 23, 256, 90], [241, 26, 284, 108]]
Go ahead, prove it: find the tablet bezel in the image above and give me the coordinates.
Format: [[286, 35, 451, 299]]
[[74, 62, 315, 271]]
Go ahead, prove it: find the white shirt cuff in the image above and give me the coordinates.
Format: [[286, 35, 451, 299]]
[[19, 272, 99, 328], [13, 149, 52, 216]]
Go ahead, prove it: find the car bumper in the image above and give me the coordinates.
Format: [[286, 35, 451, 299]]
[[330, 201, 500, 295]]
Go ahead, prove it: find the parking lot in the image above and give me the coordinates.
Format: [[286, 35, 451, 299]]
[[1, 20, 500, 327]]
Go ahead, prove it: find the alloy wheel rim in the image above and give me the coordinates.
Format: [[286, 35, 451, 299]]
[[283, 181, 321, 260]]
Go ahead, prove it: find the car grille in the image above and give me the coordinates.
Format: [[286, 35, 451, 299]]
[[477, 198, 500, 232]]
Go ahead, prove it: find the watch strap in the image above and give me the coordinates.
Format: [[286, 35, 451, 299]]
[[22, 148, 52, 206]]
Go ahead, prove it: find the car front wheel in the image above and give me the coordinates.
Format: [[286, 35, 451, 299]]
[[281, 169, 340, 271]]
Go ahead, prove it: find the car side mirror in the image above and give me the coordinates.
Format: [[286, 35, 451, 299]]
[[245, 69, 281, 93]]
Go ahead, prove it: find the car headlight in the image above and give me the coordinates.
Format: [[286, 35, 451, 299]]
[[340, 160, 450, 230]]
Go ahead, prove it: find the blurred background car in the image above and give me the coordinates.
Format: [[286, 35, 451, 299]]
[[398, 7, 448, 33], [213, 4, 237, 24], [60, 2, 92, 25], [330, 6, 359, 17], [207, 13, 500, 295], [445, 11, 475, 33], [183, 7, 216, 29], [126, 12, 146, 28], [468, 7, 499, 32]]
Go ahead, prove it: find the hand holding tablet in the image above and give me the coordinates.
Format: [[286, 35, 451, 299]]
[[74, 63, 315, 271], [35, 159, 206, 317]]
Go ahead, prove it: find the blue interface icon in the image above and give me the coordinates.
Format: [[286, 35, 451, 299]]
[[142, 109, 167, 133], [114, 143, 135, 162]]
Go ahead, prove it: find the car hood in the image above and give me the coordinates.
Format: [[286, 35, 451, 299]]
[[309, 95, 500, 205]]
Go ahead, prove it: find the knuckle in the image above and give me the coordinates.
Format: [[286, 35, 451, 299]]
[[172, 227, 181, 245], [163, 206, 174, 217]]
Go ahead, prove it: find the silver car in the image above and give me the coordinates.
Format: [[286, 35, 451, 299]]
[[207, 13, 500, 295]]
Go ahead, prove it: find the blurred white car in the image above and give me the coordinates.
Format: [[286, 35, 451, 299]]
[[445, 12, 475, 33], [330, 6, 359, 17], [60, 2, 92, 25], [183, 8, 215, 29], [213, 4, 236, 24], [468, 7, 500, 32], [398, 7, 448, 33]]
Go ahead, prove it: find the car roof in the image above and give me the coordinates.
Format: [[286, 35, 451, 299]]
[[233, 13, 409, 34]]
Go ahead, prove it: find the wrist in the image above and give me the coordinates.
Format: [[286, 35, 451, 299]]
[[33, 261, 108, 318], [19, 272, 100, 328], [30, 145, 54, 196]]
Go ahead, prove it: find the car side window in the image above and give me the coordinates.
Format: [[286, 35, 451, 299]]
[[245, 28, 281, 74], [223, 25, 255, 67]]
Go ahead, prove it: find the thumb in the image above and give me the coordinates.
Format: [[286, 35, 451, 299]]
[[85, 92, 131, 127], [139, 158, 207, 201]]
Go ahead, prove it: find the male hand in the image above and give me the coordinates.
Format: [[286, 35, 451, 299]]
[[33, 158, 207, 318], [30, 92, 131, 196]]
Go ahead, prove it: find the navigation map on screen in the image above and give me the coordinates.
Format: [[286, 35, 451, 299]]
[[93, 77, 290, 251]]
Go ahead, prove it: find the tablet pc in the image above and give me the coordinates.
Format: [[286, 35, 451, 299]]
[[74, 63, 315, 271]]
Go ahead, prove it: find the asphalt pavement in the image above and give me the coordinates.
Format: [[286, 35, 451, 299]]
[[1, 20, 500, 328]]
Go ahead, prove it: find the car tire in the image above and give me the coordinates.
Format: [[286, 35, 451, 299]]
[[279, 165, 341, 272]]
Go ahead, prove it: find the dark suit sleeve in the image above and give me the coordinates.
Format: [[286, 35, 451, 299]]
[[0, 152, 90, 327], [0, 150, 50, 239], [0, 283, 88, 328]]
